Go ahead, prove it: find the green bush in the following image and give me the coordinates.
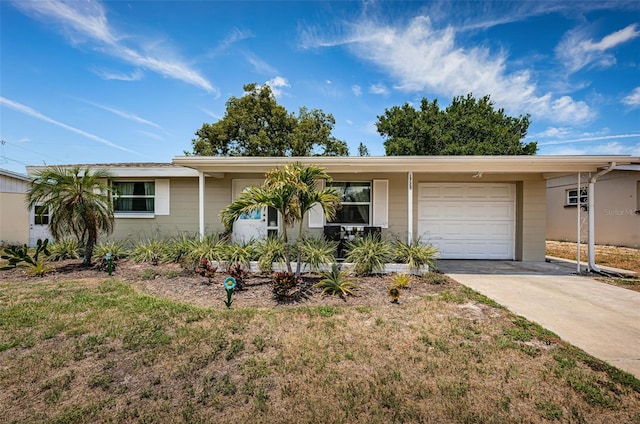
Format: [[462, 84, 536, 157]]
[[391, 273, 412, 289], [298, 236, 337, 273], [313, 264, 358, 298], [222, 241, 255, 268], [393, 239, 439, 273], [48, 238, 80, 261], [1, 239, 51, 275], [129, 238, 170, 264], [187, 234, 227, 265], [93, 240, 129, 261], [254, 236, 286, 273], [167, 233, 198, 264], [345, 234, 393, 275]]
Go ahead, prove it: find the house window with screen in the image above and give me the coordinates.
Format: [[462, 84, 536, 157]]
[[112, 182, 155, 213], [327, 182, 371, 225], [34, 205, 49, 225], [566, 188, 588, 206]]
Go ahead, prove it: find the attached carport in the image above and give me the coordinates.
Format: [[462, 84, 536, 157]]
[[439, 260, 640, 378]]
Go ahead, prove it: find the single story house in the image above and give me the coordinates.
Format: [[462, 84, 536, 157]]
[[26, 155, 638, 262], [546, 166, 640, 248], [0, 168, 29, 246]]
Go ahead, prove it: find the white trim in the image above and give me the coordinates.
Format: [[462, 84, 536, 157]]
[[114, 213, 155, 219], [308, 180, 325, 228], [407, 173, 413, 242], [372, 179, 388, 228], [199, 171, 205, 239], [155, 179, 170, 215]]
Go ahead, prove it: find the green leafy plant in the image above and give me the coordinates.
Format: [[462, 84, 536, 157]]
[[344, 234, 393, 275], [1, 239, 51, 273], [48, 238, 80, 261], [393, 239, 439, 273], [93, 240, 129, 261], [167, 233, 197, 264], [391, 273, 412, 289], [298, 236, 337, 273], [254, 236, 286, 273], [195, 258, 218, 285], [129, 237, 170, 264], [223, 241, 255, 268], [271, 271, 300, 301], [313, 263, 358, 298], [187, 234, 226, 267]]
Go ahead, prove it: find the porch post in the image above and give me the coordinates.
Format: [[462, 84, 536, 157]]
[[198, 171, 205, 240], [576, 172, 581, 273], [407, 171, 413, 243]]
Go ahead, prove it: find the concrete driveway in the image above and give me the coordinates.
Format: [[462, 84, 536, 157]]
[[437, 260, 640, 378]]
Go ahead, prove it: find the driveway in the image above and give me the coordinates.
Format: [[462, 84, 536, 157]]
[[438, 260, 640, 378]]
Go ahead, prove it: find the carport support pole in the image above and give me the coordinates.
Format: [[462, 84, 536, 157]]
[[577, 172, 581, 273], [587, 162, 616, 273], [199, 171, 205, 240], [407, 172, 413, 244]]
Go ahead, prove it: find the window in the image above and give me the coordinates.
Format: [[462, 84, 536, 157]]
[[327, 182, 371, 225], [34, 205, 49, 225], [113, 181, 155, 214], [566, 188, 587, 206]]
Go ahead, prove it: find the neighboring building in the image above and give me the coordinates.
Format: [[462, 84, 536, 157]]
[[546, 166, 640, 248], [0, 168, 29, 245], [26, 155, 639, 261]]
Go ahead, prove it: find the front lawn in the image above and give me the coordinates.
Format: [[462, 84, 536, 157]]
[[1, 277, 639, 423]]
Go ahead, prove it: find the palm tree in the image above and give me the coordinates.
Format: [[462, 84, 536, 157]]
[[221, 162, 340, 278], [26, 166, 114, 265]]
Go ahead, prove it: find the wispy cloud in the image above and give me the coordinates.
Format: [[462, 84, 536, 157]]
[[542, 141, 640, 156], [352, 85, 362, 96], [265, 77, 290, 98], [537, 133, 640, 146], [622, 87, 640, 108], [206, 27, 254, 57], [12, 0, 216, 94], [0, 96, 142, 155], [300, 15, 594, 124], [244, 51, 278, 75], [80, 99, 162, 129], [91, 67, 144, 81], [556, 24, 640, 74], [137, 130, 164, 141], [369, 83, 389, 95]]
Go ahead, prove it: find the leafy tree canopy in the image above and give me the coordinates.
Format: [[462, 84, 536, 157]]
[[191, 83, 349, 157], [377, 93, 537, 155]]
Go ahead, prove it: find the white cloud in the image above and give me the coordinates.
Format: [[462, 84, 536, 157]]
[[80, 99, 162, 129], [537, 133, 640, 146], [303, 15, 594, 124], [265, 76, 290, 98], [369, 83, 388, 95], [91, 68, 144, 81], [0, 96, 142, 155], [13, 0, 215, 93], [541, 141, 640, 156], [244, 51, 278, 75], [622, 87, 640, 108], [556, 24, 640, 73], [352, 85, 362, 96]]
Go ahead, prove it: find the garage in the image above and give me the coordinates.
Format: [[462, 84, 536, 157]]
[[417, 183, 516, 259]]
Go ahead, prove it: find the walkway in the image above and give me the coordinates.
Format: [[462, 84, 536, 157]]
[[438, 260, 640, 378]]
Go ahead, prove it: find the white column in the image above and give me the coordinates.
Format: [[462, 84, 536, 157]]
[[576, 172, 581, 273], [407, 171, 413, 243], [198, 171, 205, 240]]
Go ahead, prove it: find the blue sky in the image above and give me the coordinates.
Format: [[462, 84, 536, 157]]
[[1, 0, 639, 175]]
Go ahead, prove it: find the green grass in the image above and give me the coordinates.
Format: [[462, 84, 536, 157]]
[[1, 278, 639, 423]]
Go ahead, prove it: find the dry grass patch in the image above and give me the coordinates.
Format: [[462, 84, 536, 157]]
[[1, 278, 639, 423], [546, 240, 640, 292]]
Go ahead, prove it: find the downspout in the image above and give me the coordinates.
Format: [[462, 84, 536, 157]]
[[587, 162, 616, 273], [407, 172, 413, 244]]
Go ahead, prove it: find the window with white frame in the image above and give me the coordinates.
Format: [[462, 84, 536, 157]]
[[112, 181, 155, 213], [327, 181, 371, 225], [566, 187, 588, 206]]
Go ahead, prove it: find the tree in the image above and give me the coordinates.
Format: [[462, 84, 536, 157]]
[[357, 142, 370, 156], [191, 83, 349, 157], [26, 166, 114, 265], [377, 93, 537, 155], [221, 163, 341, 279]]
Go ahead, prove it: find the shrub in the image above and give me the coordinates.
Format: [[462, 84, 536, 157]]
[[1, 239, 51, 275], [391, 273, 412, 289], [227, 263, 249, 290], [272, 271, 300, 301], [313, 264, 358, 298], [48, 238, 80, 261], [167, 233, 197, 264], [254, 236, 286, 273], [344, 234, 393, 275], [93, 240, 129, 261], [298, 236, 337, 273], [129, 238, 170, 264], [195, 258, 218, 285], [222, 241, 255, 268], [393, 239, 439, 273], [187, 234, 226, 266]]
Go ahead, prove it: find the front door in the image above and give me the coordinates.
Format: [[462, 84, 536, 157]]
[[29, 204, 52, 247], [231, 180, 268, 243]]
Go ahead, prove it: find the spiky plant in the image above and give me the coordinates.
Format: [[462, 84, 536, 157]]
[[93, 239, 129, 261], [393, 239, 439, 273], [298, 235, 337, 273], [187, 234, 227, 266], [129, 237, 170, 264], [344, 234, 393, 276], [313, 263, 359, 298], [391, 273, 412, 289], [222, 241, 255, 268], [254, 236, 287, 273], [48, 237, 80, 261]]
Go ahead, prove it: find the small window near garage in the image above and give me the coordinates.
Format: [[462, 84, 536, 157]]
[[566, 188, 587, 206], [327, 181, 371, 225], [34, 205, 49, 225], [112, 181, 155, 214]]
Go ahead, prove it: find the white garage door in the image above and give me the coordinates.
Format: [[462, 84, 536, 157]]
[[417, 183, 515, 259]]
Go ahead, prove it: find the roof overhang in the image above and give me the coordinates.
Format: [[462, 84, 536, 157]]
[[26, 163, 200, 178], [172, 155, 638, 177]]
